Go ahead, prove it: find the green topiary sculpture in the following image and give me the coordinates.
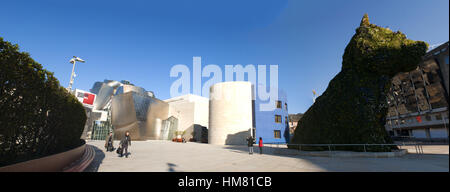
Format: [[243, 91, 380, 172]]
[[290, 14, 428, 152]]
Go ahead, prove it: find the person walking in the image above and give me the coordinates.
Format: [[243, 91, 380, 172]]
[[258, 137, 263, 154], [246, 136, 255, 155], [119, 131, 132, 158], [104, 131, 114, 152]]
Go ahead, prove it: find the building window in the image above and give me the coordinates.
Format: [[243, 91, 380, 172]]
[[285, 116, 288, 125], [275, 115, 282, 123], [436, 114, 443, 120], [276, 101, 282, 109], [274, 130, 281, 138], [388, 131, 394, 136], [445, 56, 449, 65], [285, 103, 288, 110], [425, 115, 432, 121]]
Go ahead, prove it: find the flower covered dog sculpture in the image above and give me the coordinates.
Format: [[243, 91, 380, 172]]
[[290, 14, 428, 152]]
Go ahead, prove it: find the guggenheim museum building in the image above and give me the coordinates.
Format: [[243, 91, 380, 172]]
[[74, 80, 290, 145]]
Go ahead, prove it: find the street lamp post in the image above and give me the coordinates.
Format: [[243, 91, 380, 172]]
[[312, 89, 317, 103], [67, 56, 85, 92]]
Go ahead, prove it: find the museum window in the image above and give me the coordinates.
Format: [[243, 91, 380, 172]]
[[274, 130, 281, 139], [276, 101, 282, 109], [275, 115, 282, 123]]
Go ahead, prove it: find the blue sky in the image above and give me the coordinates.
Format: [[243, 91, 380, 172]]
[[1, 0, 448, 114]]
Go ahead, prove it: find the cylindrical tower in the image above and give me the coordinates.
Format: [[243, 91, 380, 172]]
[[209, 81, 254, 145]]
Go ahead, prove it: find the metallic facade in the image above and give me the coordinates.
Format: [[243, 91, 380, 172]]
[[91, 80, 122, 110], [88, 79, 172, 141], [161, 116, 178, 140], [111, 92, 169, 140]]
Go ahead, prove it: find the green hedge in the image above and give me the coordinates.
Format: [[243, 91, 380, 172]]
[[0, 37, 87, 166]]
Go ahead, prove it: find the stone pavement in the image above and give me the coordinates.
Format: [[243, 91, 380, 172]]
[[399, 145, 449, 155], [84, 140, 448, 172]]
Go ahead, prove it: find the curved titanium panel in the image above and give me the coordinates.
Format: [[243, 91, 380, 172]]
[[144, 99, 169, 140], [111, 91, 169, 140], [92, 80, 122, 110]]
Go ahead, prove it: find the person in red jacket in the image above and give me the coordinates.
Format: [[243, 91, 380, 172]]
[[259, 137, 263, 154]]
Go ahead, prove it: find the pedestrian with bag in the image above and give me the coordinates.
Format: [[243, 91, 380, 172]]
[[119, 131, 132, 158], [105, 131, 114, 152]]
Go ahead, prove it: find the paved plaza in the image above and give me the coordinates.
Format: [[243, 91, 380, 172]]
[[84, 140, 449, 172]]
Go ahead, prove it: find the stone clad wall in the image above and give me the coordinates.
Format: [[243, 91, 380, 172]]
[[209, 81, 253, 145]]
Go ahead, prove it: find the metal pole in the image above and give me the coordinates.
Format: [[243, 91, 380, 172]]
[[328, 145, 331, 157], [68, 61, 76, 91], [443, 116, 447, 141]]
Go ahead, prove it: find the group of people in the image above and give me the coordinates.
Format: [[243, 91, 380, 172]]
[[105, 131, 131, 158], [246, 136, 263, 155], [105, 132, 263, 157]]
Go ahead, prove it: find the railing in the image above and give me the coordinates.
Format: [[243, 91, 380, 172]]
[[392, 136, 449, 145], [261, 142, 424, 155]]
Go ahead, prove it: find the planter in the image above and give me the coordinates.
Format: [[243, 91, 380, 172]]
[[0, 141, 86, 172]]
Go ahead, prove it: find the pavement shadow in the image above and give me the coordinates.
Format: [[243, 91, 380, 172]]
[[224, 144, 450, 161], [167, 163, 178, 172], [118, 151, 132, 158], [402, 153, 450, 159], [224, 145, 283, 156], [84, 145, 106, 172]]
